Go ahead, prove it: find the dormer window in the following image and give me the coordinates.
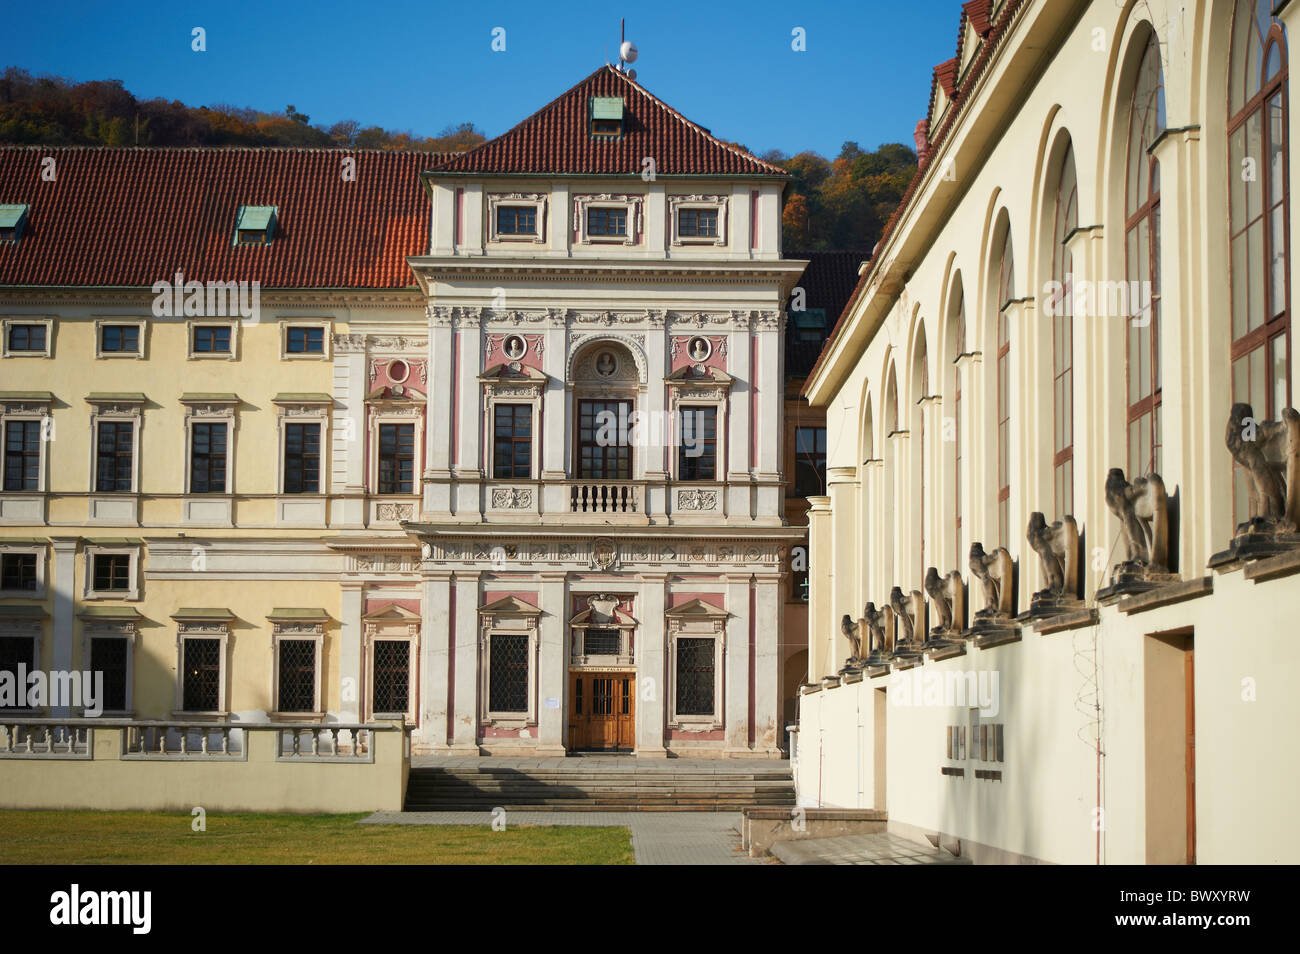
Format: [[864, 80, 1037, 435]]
[[233, 205, 277, 246], [590, 96, 624, 138], [793, 308, 828, 343], [0, 204, 30, 242]]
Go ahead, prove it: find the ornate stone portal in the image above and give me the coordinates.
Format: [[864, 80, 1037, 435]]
[[1211, 402, 1300, 565], [1096, 467, 1178, 601]]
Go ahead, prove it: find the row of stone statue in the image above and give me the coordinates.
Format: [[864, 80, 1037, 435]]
[[837, 401, 1299, 670]]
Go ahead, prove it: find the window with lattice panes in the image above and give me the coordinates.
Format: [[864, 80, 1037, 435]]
[[89, 637, 129, 712], [489, 634, 529, 712], [181, 637, 221, 712], [675, 637, 715, 716], [371, 640, 410, 716], [277, 639, 318, 713]]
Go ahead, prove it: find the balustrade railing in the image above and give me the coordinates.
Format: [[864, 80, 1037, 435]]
[[0, 722, 91, 759], [0, 718, 398, 763], [569, 481, 642, 514], [275, 725, 373, 762]]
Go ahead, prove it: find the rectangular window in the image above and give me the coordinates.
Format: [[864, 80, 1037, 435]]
[[100, 324, 140, 354], [371, 640, 410, 716], [193, 326, 231, 354], [583, 628, 620, 655], [489, 634, 529, 713], [675, 637, 715, 716], [378, 423, 415, 494], [7, 324, 46, 352], [181, 638, 221, 712], [0, 553, 37, 591], [496, 205, 537, 236], [277, 639, 317, 713], [284, 423, 321, 494], [89, 637, 128, 712], [587, 207, 627, 237], [95, 421, 134, 492], [3, 420, 41, 491], [286, 327, 324, 354], [577, 400, 632, 479], [493, 405, 532, 479], [678, 208, 718, 238], [190, 422, 228, 493], [794, 426, 827, 496], [678, 407, 718, 481], [92, 554, 130, 592], [0, 636, 36, 710]]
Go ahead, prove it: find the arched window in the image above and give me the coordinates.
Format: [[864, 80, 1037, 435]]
[[952, 288, 966, 568], [1052, 142, 1078, 519], [1229, 0, 1290, 517], [996, 226, 1014, 550], [1126, 31, 1166, 477], [886, 371, 899, 434]]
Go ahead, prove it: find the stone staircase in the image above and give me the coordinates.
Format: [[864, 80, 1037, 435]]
[[403, 760, 795, 812]]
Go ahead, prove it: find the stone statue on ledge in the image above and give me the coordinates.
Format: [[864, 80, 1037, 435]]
[[1212, 402, 1300, 564], [839, 614, 863, 674], [923, 566, 965, 644], [1097, 468, 1178, 600], [888, 585, 925, 659], [967, 542, 1018, 642], [1024, 511, 1083, 617], [862, 602, 891, 666]]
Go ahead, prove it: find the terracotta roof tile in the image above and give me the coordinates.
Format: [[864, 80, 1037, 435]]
[[0, 146, 440, 288], [431, 65, 787, 178]]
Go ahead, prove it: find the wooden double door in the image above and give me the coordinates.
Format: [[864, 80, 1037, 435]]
[[568, 672, 635, 752]]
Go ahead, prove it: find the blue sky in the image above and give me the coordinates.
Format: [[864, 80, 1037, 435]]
[[1, 0, 960, 158]]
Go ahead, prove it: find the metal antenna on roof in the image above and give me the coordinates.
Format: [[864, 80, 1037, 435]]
[[617, 18, 638, 80]]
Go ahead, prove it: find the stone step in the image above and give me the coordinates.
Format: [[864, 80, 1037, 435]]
[[403, 763, 795, 812]]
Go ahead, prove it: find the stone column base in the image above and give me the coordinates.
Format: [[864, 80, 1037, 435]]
[[633, 746, 668, 758]]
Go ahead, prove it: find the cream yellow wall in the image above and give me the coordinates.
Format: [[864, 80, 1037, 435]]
[[796, 0, 1300, 865], [1, 723, 407, 814], [794, 567, 1300, 865]]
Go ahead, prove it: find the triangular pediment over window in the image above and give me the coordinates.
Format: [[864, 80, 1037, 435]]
[[663, 598, 728, 620], [478, 363, 550, 384], [665, 365, 733, 385], [478, 595, 542, 617], [362, 603, 421, 623]]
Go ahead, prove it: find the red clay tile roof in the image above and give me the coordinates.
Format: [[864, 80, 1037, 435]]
[[430, 65, 787, 178], [0, 146, 440, 289]]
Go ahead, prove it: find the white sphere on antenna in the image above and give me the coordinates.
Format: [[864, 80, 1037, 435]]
[[620, 41, 638, 63]]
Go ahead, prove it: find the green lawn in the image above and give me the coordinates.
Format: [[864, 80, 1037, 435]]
[[0, 811, 635, 865]]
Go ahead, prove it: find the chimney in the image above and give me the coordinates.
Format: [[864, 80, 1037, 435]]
[[914, 119, 931, 166]]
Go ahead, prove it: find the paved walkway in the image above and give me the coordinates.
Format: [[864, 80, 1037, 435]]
[[771, 831, 972, 865], [362, 810, 763, 865]]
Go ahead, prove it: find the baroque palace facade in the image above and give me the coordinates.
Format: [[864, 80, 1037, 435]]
[[798, 0, 1300, 864], [0, 66, 814, 758]]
